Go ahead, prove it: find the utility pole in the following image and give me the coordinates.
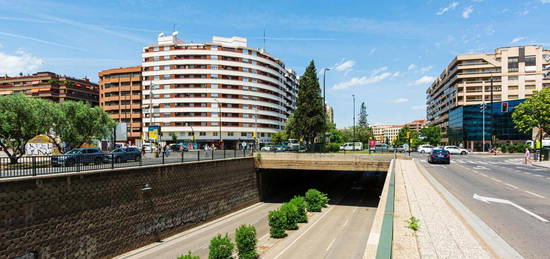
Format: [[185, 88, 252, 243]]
[[353, 94, 356, 143], [490, 75, 494, 150], [214, 99, 222, 148], [481, 101, 486, 152]]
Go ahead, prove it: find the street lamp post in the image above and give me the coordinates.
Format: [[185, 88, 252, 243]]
[[213, 98, 222, 149], [480, 102, 486, 152], [490, 75, 495, 150], [186, 122, 195, 149], [352, 94, 356, 142], [322, 68, 331, 151]]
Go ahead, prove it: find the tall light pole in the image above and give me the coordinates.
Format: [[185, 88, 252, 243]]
[[490, 75, 494, 149], [213, 98, 222, 148], [352, 94, 356, 142], [186, 122, 195, 148], [322, 68, 331, 150], [480, 101, 486, 152]]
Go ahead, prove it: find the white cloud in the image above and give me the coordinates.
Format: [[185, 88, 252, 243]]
[[332, 66, 399, 90], [511, 37, 524, 43], [410, 76, 436, 86], [393, 98, 409, 103], [411, 105, 426, 111], [541, 0, 550, 3], [408, 64, 417, 71], [437, 2, 459, 15], [0, 51, 44, 76], [392, 71, 401, 77], [462, 6, 474, 18], [0, 31, 86, 51], [420, 66, 433, 73], [334, 60, 355, 71]]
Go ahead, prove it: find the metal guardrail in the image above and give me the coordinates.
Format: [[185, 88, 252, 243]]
[[376, 157, 396, 259], [0, 149, 253, 179]]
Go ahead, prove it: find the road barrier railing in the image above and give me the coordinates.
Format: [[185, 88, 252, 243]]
[[0, 148, 253, 179]]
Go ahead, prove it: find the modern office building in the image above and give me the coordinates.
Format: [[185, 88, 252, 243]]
[[447, 99, 531, 150], [98, 66, 143, 145], [0, 72, 99, 105], [426, 45, 550, 143], [373, 125, 403, 143], [141, 33, 299, 148], [405, 119, 427, 132]]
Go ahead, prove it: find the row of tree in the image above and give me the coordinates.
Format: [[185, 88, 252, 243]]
[[0, 94, 115, 163]]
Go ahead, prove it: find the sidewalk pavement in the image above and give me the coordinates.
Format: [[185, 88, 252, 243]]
[[532, 161, 550, 169], [393, 159, 492, 258]]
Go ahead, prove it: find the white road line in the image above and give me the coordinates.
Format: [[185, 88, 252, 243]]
[[273, 205, 336, 259], [343, 219, 349, 227], [489, 177, 503, 183], [546, 177, 550, 180], [326, 238, 336, 251], [474, 194, 549, 223], [525, 191, 545, 199], [504, 183, 519, 189], [258, 233, 270, 242], [535, 175, 544, 177], [479, 173, 489, 177]]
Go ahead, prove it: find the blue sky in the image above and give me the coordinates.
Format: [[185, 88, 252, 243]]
[[1, 0, 549, 128]]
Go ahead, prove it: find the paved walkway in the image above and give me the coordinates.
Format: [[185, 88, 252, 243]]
[[393, 159, 492, 258], [532, 161, 550, 169]]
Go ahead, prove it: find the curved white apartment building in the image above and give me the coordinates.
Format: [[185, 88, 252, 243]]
[[141, 33, 298, 148]]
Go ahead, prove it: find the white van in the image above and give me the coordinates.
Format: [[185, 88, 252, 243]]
[[526, 140, 550, 148], [340, 142, 363, 151]]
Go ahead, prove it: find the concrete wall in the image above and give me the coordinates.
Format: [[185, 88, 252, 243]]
[[0, 158, 259, 258], [256, 153, 392, 171]]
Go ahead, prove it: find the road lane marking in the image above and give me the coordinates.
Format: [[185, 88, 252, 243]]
[[474, 194, 549, 223], [535, 175, 543, 177], [546, 177, 550, 180], [273, 204, 336, 259], [479, 173, 489, 177], [504, 183, 519, 189], [343, 219, 349, 227], [258, 233, 270, 242], [489, 177, 502, 183], [525, 191, 545, 199], [473, 166, 489, 170], [326, 238, 336, 251]]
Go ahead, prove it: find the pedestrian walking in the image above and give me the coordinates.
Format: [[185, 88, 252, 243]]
[[524, 148, 531, 164], [204, 144, 208, 155]]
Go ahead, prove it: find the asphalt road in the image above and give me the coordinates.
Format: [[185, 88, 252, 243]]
[[0, 150, 250, 178], [263, 172, 380, 259], [413, 153, 550, 258]]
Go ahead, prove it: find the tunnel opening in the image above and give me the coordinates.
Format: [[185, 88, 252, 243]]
[[257, 169, 386, 208]]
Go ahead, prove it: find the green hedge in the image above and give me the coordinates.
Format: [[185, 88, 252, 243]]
[[268, 209, 287, 238], [499, 143, 531, 153], [289, 196, 308, 223], [305, 189, 329, 212], [208, 234, 234, 259], [235, 225, 258, 259], [280, 202, 299, 230], [178, 251, 200, 259]]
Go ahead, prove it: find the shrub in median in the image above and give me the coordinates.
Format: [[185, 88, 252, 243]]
[[178, 251, 200, 259], [305, 189, 329, 212], [280, 202, 299, 230], [268, 209, 287, 238], [208, 234, 234, 259], [289, 196, 308, 223], [235, 225, 258, 259]]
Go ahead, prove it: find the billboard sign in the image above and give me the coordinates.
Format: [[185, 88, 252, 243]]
[[148, 125, 161, 143]]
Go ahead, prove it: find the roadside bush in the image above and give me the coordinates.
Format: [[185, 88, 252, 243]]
[[289, 196, 308, 223], [208, 234, 234, 259], [268, 209, 287, 238], [235, 225, 258, 259], [178, 251, 200, 259], [327, 143, 341, 152], [499, 143, 510, 153], [280, 202, 299, 230], [305, 189, 329, 212]]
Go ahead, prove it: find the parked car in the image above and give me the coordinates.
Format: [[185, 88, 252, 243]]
[[417, 145, 435, 154], [274, 145, 289, 152], [261, 145, 275, 151], [170, 144, 189, 152], [372, 144, 393, 152], [444, 146, 469, 155], [428, 149, 451, 164], [106, 147, 142, 163], [51, 148, 105, 166], [340, 142, 363, 151]]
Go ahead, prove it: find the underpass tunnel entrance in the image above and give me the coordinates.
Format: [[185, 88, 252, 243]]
[[257, 169, 386, 207]]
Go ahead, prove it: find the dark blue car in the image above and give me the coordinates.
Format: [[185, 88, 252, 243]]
[[428, 149, 450, 164]]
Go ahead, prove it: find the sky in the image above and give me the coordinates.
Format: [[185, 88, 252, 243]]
[[1, 0, 549, 128]]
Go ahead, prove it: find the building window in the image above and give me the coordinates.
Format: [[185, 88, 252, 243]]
[[508, 57, 519, 72], [154, 56, 160, 61], [243, 104, 249, 109], [154, 47, 159, 51], [164, 65, 170, 70], [243, 114, 249, 118], [201, 103, 206, 107], [211, 84, 218, 89], [211, 93, 218, 98], [163, 75, 170, 79], [243, 58, 248, 63], [525, 56, 536, 67], [243, 86, 249, 90], [243, 95, 249, 99], [200, 132, 207, 136], [211, 74, 218, 79], [211, 55, 218, 60], [213, 132, 218, 136], [188, 132, 193, 136], [241, 132, 247, 137], [211, 65, 217, 70], [163, 46, 170, 51], [508, 76, 518, 81], [227, 132, 234, 136], [243, 68, 248, 72], [154, 66, 160, 71], [243, 123, 249, 127], [211, 45, 218, 50], [154, 76, 160, 80]]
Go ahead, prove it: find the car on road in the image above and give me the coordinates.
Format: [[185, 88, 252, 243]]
[[170, 144, 189, 152], [261, 145, 276, 151], [428, 149, 451, 164], [417, 145, 435, 154], [372, 144, 392, 152], [274, 145, 289, 152], [340, 142, 363, 151], [105, 147, 142, 163], [51, 148, 105, 166], [444, 145, 469, 155]]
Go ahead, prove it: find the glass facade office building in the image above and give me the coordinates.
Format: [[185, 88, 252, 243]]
[[448, 99, 531, 150]]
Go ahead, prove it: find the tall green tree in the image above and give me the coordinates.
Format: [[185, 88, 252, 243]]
[[0, 94, 53, 163], [420, 125, 442, 146], [512, 88, 550, 144], [47, 101, 115, 152], [358, 102, 368, 128], [271, 131, 287, 144], [290, 61, 325, 149]]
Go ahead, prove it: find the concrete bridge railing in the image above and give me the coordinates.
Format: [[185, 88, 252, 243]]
[[255, 152, 392, 171]]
